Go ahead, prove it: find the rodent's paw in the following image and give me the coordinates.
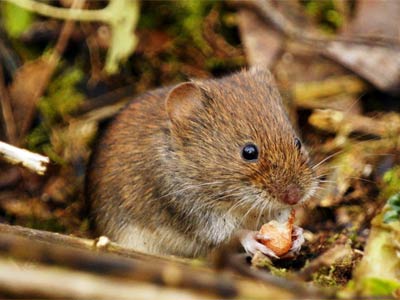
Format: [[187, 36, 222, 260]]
[[290, 225, 304, 253], [278, 226, 305, 259], [238, 230, 279, 259]]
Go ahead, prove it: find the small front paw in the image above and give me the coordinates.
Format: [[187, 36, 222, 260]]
[[238, 230, 279, 259], [290, 225, 305, 253], [280, 226, 305, 259]]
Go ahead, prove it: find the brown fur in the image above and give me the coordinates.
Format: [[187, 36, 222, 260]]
[[86, 68, 318, 257]]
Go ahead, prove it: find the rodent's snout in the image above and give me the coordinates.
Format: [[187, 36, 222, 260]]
[[281, 184, 302, 205]]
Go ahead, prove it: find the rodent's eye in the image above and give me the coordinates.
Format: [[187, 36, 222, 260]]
[[294, 138, 302, 150], [241, 143, 259, 162]]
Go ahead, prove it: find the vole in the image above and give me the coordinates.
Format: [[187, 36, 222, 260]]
[[86, 68, 318, 258]]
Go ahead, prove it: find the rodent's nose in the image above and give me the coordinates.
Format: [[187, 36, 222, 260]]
[[282, 184, 302, 205]]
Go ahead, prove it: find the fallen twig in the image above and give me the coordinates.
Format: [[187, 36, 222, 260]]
[[292, 75, 367, 106], [0, 141, 49, 175], [0, 225, 328, 299], [6, 0, 139, 73], [0, 258, 207, 300], [0, 223, 187, 264], [0, 232, 235, 298], [308, 109, 400, 138]]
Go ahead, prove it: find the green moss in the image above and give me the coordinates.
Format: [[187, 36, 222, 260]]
[[359, 277, 400, 297], [26, 217, 66, 233], [312, 265, 338, 287], [26, 66, 84, 162], [269, 265, 289, 278], [131, 1, 244, 82], [302, 0, 344, 33], [38, 67, 85, 124], [179, 0, 213, 54], [138, 1, 213, 54], [1, 2, 34, 38]]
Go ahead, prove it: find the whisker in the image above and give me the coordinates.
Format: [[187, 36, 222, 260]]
[[310, 135, 395, 171], [343, 94, 363, 116], [256, 196, 269, 229], [250, 195, 267, 228], [208, 189, 244, 206], [346, 176, 377, 184], [312, 150, 345, 170], [318, 180, 337, 183], [313, 186, 329, 191], [240, 198, 261, 227], [315, 172, 332, 176], [225, 194, 251, 216]]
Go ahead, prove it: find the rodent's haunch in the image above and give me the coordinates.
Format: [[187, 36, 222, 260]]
[[86, 68, 318, 258]]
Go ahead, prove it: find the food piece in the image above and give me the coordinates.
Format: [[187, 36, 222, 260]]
[[258, 209, 295, 256]]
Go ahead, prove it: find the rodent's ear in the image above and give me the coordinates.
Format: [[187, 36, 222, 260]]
[[166, 82, 204, 122]]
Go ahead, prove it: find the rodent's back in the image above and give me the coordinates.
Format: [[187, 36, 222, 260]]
[[87, 68, 317, 257], [87, 88, 171, 242]]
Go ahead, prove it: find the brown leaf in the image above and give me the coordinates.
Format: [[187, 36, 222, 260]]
[[9, 57, 56, 140], [325, 0, 400, 92], [238, 8, 282, 68]]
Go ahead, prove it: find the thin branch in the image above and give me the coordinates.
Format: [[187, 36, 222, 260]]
[[5, 0, 109, 22], [0, 223, 188, 264], [0, 258, 207, 300], [52, 0, 85, 59], [0, 141, 49, 175], [72, 85, 135, 116], [292, 75, 367, 104], [308, 109, 400, 137], [0, 227, 323, 299]]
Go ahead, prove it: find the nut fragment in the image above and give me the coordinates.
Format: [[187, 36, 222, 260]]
[[258, 210, 295, 256]]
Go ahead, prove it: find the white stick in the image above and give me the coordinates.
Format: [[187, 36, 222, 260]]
[[0, 141, 50, 175]]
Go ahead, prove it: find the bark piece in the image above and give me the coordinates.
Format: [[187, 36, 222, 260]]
[[238, 8, 282, 68], [325, 0, 400, 93]]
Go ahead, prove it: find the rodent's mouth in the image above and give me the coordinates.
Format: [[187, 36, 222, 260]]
[[219, 178, 319, 225]]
